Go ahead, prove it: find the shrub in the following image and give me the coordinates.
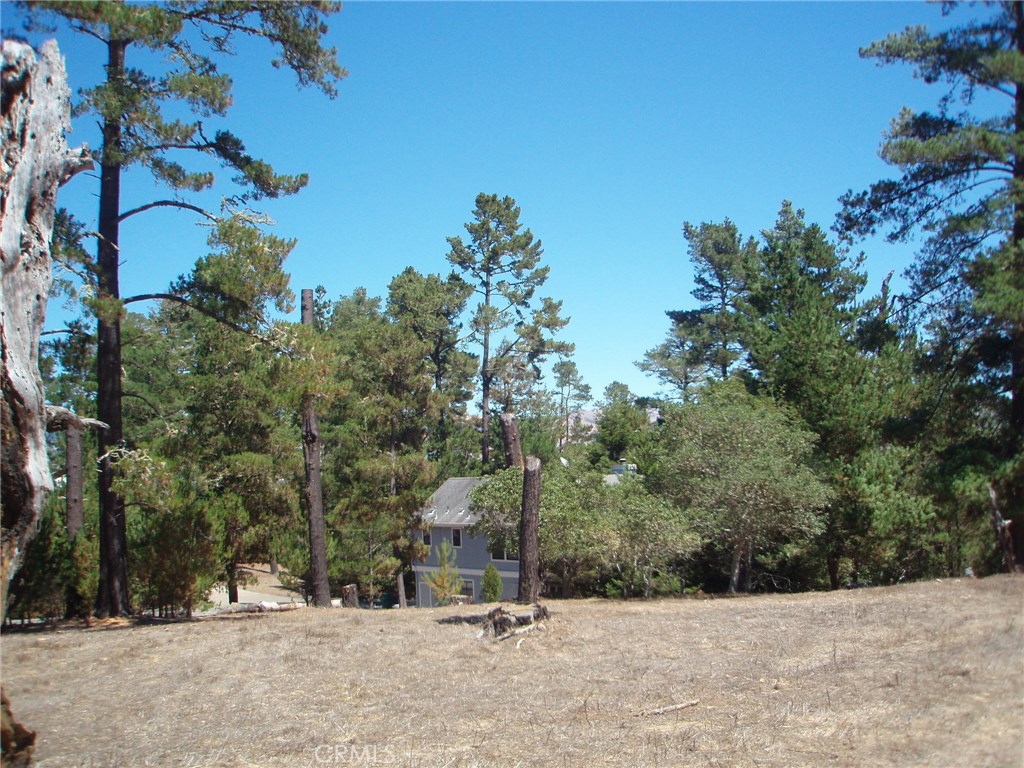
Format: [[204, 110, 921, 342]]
[[482, 563, 503, 602]]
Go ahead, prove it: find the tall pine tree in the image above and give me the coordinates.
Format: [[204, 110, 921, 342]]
[[838, 1, 1024, 569], [19, 1, 346, 615]]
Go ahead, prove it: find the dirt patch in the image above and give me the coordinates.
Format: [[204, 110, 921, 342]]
[[2, 576, 1022, 767]]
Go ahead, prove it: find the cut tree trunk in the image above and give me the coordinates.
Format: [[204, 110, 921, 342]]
[[340, 583, 359, 608], [518, 456, 542, 603], [1, 38, 92, 767], [300, 288, 332, 608], [499, 412, 524, 470], [64, 424, 84, 539]]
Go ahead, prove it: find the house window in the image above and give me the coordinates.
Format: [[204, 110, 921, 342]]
[[423, 529, 431, 546], [489, 543, 519, 561], [452, 528, 462, 547]]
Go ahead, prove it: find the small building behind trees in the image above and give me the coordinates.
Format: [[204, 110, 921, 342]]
[[412, 477, 519, 606]]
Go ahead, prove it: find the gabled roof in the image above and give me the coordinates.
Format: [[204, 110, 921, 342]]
[[420, 476, 485, 526]]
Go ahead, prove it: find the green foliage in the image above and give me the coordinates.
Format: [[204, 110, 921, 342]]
[[446, 193, 571, 465], [481, 563, 503, 603], [604, 477, 699, 599], [650, 380, 830, 592], [471, 461, 697, 598], [838, 1, 1024, 566], [113, 452, 221, 616], [592, 383, 653, 468], [7, 495, 74, 620], [423, 540, 463, 606]]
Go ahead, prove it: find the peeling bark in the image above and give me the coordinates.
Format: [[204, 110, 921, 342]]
[[1, 39, 92, 622], [1, 38, 92, 768]]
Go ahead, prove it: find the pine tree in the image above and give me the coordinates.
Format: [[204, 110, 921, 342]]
[[19, 1, 346, 616], [447, 193, 570, 468], [837, 1, 1024, 568], [481, 563, 503, 603], [423, 540, 463, 606]]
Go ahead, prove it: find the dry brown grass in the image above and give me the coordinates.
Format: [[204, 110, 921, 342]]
[[2, 576, 1022, 767]]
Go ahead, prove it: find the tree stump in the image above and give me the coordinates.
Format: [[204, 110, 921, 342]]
[[482, 603, 549, 639], [340, 583, 359, 608]]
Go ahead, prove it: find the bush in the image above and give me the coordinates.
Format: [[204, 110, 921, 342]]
[[482, 563, 503, 602]]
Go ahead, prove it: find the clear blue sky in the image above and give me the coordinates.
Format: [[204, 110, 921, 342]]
[[6, 1, 949, 402]]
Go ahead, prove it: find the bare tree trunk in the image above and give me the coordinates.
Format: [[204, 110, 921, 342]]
[[300, 289, 332, 607], [518, 456, 542, 603], [499, 412, 524, 470], [46, 406, 105, 620], [65, 424, 84, 539], [989, 484, 1019, 574], [396, 568, 407, 608], [728, 542, 745, 594], [1, 38, 91, 767]]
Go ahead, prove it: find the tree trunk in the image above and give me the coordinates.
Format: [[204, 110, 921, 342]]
[[728, 541, 747, 594], [1, 38, 91, 766], [94, 38, 132, 618], [1010, 2, 1024, 570], [300, 289, 332, 607], [65, 423, 84, 539], [227, 567, 239, 605], [518, 456, 542, 603], [45, 406, 105, 619], [499, 412, 524, 470], [1, 39, 91, 620], [396, 568, 407, 608]]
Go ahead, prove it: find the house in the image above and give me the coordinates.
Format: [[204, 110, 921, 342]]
[[412, 476, 520, 607]]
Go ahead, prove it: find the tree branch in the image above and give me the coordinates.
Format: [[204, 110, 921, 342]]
[[118, 200, 217, 224], [121, 292, 283, 351]]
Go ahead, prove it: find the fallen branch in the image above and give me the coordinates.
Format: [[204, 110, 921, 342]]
[[498, 622, 544, 641], [480, 603, 549, 639], [636, 699, 701, 717]]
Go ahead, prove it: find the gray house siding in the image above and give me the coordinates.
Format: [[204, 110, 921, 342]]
[[412, 477, 519, 607]]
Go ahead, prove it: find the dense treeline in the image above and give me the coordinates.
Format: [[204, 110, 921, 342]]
[[6, 1, 1022, 618]]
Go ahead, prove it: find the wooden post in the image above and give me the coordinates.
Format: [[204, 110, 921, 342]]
[[301, 289, 332, 607], [518, 456, 542, 603], [500, 412, 524, 470]]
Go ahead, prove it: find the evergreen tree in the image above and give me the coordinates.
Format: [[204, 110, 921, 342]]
[[481, 563, 503, 603], [447, 193, 571, 468], [552, 357, 592, 447], [18, 1, 346, 616], [671, 219, 757, 381], [423, 539, 462, 606], [837, 1, 1024, 568]]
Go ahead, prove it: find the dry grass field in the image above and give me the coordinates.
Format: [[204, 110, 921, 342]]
[[2, 576, 1022, 768]]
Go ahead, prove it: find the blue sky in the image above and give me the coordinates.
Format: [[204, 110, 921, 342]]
[[6, 1, 950, 401]]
